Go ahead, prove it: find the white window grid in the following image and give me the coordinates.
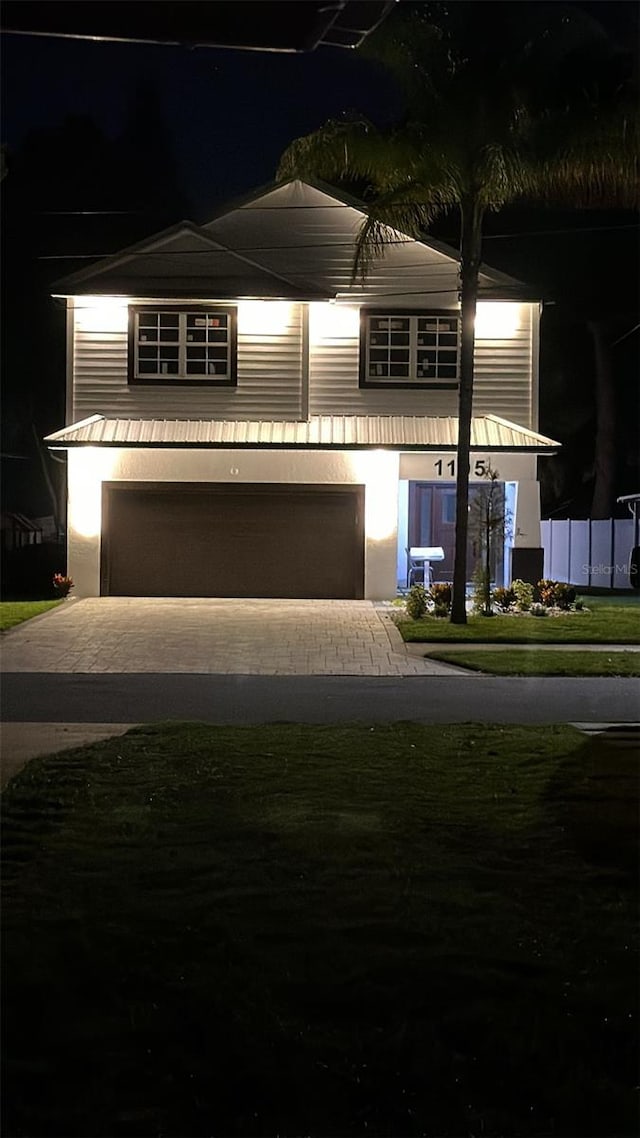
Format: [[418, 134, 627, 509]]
[[365, 313, 459, 384], [135, 311, 230, 380]]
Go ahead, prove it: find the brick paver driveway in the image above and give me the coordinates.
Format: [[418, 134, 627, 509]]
[[1, 598, 459, 676]]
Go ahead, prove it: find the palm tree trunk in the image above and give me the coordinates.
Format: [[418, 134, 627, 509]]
[[450, 197, 484, 624]]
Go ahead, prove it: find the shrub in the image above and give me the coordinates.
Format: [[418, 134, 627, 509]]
[[429, 582, 452, 611], [492, 586, 517, 612], [406, 584, 428, 620], [574, 598, 584, 611], [537, 579, 556, 605], [52, 573, 73, 598], [433, 603, 449, 618], [537, 579, 576, 609], [554, 582, 577, 609], [512, 579, 534, 611], [530, 602, 548, 617]]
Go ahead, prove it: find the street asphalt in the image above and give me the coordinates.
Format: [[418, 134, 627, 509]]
[[3, 671, 639, 725], [2, 600, 638, 786]]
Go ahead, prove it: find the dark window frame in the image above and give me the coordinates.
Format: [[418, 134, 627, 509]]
[[128, 304, 238, 387], [359, 308, 459, 390]]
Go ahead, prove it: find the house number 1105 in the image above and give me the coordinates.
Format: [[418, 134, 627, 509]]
[[434, 459, 488, 477]]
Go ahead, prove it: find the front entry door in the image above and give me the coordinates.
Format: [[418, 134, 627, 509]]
[[408, 482, 505, 584]]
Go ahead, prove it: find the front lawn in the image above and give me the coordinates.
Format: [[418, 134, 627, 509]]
[[398, 604, 640, 643], [428, 648, 640, 676], [0, 600, 62, 631], [3, 722, 637, 1138]]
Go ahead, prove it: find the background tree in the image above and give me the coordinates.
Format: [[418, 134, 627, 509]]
[[278, 1, 638, 622], [1, 91, 189, 522]]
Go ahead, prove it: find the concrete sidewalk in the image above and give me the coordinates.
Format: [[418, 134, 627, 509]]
[[406, 641, 640, 655], [0, 723, 135, 788]]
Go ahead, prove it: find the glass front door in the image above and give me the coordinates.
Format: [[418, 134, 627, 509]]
[[408, 482, 505, 585]]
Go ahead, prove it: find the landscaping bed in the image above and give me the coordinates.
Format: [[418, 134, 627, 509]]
[[397, 605, 640, 643], [3, 722, 638, 1137]]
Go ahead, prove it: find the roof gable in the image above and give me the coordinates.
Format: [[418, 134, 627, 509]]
[[204, 179, 532, 302], [53, 179, 534, 302], [52, 218, 330, 300]]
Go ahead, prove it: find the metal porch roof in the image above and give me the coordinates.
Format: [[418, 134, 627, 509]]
[[46, 414, 559, 452]]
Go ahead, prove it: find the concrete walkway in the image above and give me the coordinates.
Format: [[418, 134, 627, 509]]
[[406, 641, 640, 655], [0, 723, 135, 789], [0, 597, 463, 677]]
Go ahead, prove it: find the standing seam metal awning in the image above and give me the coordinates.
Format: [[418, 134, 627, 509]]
[[45, 413, 560, 451]]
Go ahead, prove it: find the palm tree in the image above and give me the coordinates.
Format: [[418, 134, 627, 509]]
[[277, 2, 638, 622]]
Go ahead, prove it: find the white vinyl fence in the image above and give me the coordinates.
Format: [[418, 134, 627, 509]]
[[541, 518, 639, 589]]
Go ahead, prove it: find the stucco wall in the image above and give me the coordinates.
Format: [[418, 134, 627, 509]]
[[398, 451, 541, 547], [67, 447, 400, 600]]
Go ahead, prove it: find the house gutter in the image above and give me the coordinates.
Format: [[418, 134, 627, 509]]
[[46, 441, 560, 453]]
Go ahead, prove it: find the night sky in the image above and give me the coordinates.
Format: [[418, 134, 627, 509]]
[[3, 1, 636, 216], [1, 1, 638, 521], [2, 15, 402, 218]]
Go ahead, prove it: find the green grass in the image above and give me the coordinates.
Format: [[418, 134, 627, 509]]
[[0, 600, 62, 631], [577, 593, 640, 608], [428, 648, 640, 676], [3, 722, 638, 1138], [398, 604, 640, 643]]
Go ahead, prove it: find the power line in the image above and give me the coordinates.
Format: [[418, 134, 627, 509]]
[[611, 322, 640, 347], [38, 210, 150, 216], [32, 208, 639, 237], [56, 286, 529, 299], [480, 224, 639, 240], [36, 221, 639, 261]]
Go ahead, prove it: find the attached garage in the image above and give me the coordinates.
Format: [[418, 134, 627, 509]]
[[100, 482, 365, 599]]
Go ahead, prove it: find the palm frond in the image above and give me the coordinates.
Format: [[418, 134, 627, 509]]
[[524, 102, 640, 208], [351, 182, 460, 281], [475, 141, 531, 210], [277, 119, 423, 187]]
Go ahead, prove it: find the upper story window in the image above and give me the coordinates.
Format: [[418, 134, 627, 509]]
[[360, 310, 459, 389], [128, 305, 237, 386]]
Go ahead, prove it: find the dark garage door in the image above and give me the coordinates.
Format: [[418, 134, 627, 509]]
[[101, 482, 365, 599]]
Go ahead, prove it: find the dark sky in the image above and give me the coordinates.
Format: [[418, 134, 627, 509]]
[[1, 1, 637, 514], [3, 0, 635, 220], [1, 19, 402, 218]]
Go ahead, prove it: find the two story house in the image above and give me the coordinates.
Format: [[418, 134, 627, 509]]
[[46, 178, 557, 600]]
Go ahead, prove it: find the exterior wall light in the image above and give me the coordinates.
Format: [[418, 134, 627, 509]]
[[475, 302, 521, 340], [237, 301, 292, 337], [309, 302, 359, 343], [74, 296, 129, 333]]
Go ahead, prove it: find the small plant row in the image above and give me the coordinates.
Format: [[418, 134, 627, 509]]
[[492, 579, 580, 613], [405, 578, 582, 620], [405, 582, 451, 620]]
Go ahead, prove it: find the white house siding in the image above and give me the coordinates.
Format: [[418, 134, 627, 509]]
[[67, 447, 399, 600], [309, 303, 535, 427], [71, 298, 536, 427], [471, 307, 534, 425], [71, 300, 304, 422]]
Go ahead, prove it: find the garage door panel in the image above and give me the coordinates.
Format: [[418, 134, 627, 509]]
[[102, 483, 364, 599]]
